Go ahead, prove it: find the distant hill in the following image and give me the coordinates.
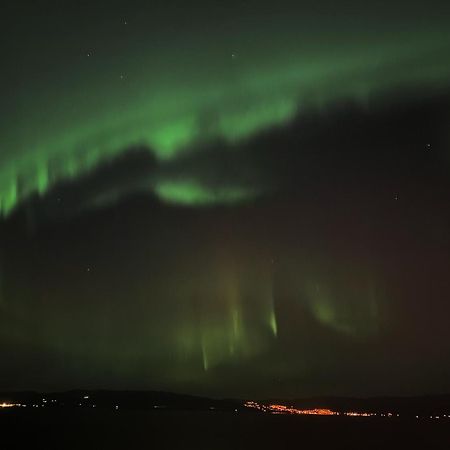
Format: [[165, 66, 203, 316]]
[[2, 390, 450, 417], [0, 389, 242, 412]]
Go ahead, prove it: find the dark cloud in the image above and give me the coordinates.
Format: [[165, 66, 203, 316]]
[[160, 86, 450, 198]]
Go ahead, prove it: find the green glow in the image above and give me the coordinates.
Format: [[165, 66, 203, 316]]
[[310, 294, 354, 335], [201, 339, 209, 372], [303, 273, 381, 337], [216, 97, 297, 143], [37, 166, 48, 195], [269, 309, 278, 337], [1, 25, 450, 214], [148, 118, 198, 158], [150, 262, 281, 374], [154, 180, 258, 205], [230, 307, 238, 343]]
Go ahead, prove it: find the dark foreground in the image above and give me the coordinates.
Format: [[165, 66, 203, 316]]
[[1, 409, 450, 449]]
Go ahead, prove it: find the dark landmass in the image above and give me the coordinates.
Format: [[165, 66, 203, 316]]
[[0, 389, 242, 412], [2, 389, 450, 417]]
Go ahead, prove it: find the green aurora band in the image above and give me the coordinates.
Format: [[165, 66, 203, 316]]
[[2, 22, 450, 214]]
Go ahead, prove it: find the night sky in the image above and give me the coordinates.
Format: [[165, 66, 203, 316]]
[[1, 0, 450, 398]]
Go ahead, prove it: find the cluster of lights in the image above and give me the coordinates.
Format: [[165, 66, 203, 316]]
[[244, 401, 448, 419], [0, 402, 19, 408], [245, 401, 380, 417], [270, 405, 337, 416], [244, 401, 336, 416], [345, 412, 376, 417]]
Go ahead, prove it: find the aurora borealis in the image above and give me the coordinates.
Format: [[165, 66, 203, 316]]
[[3, 1, 450, 213], [1, 0, 450, 398]]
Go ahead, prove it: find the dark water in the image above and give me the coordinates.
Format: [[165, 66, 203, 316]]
[[1, 409, 450, 449]]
